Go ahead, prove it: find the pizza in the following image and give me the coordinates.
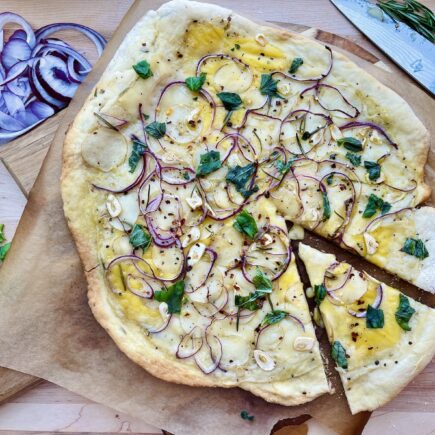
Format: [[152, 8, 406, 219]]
[[61, 0, 435, 411], [298, 243, 435, 414]]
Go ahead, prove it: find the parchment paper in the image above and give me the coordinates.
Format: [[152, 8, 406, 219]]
[[0, 1, 433, 434]]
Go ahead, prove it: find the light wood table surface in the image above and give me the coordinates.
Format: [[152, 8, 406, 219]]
[[0, 0, 434, 433]]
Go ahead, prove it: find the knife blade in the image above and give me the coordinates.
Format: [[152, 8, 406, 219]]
[[330, 0, 435, 95]]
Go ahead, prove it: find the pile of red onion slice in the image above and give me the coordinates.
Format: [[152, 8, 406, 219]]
[[0, 12, 106, 143]]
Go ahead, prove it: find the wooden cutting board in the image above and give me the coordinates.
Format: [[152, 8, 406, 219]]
[[0, 0, 432, 417]]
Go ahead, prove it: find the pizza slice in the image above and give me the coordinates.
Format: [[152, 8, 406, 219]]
[[298, 243, 435, 414]]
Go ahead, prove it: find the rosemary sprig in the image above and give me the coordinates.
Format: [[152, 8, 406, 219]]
[[377, 0, 435, 43]]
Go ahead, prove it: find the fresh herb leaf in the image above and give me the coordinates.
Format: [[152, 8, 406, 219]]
[[364, 160, 381, 181], [226, 163, 259, 198], [322, 191, 331, 220], [337, 137, 363, 152], [366, 305, 385, 329], [197, 150, 221, 176], [0, 223, 5, 244], [0, 242, 11, 262], [240, 410, 255, 421], [217, 92, 242, 111], [185, 72, 206, 92], [362, 194, 391, 218], [145, 121, 166, 139], [253, 268, 273, 292], [331, 340, 348, 369], [129, 224, 152, 250], [128, 139, 147, 173], [133, 60, 153, 79], [154, 281, 185, 314], [274, 159, 292, 174], [314, 284, 327, 306], [259, 74, 282, 99], [233, 210, 258, 239], [261, 310, 288, 326], [235, 291, 264, 311], [326, 174, 334, 185], [289, 57, 303, 74], [345, 152, 361, 167], [395, 293, 416, 331], [401, 237, 429, 259]]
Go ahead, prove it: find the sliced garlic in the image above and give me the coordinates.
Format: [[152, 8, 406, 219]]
[[159, 302, 169, 319], [305, 286, 315, 298], [313, 307, 324, 328], [181, 226, 201, 248], [106, 194, 122, 218], [187, 243, 206, 267], [185, 189, 203, 210], [255, 33, 267, 46], [293, 336, 315, 352], [330, 124, 343, 141], [253, 349, 275, 371], [364, 232, 379, 255], [288, 224, 304, 240]]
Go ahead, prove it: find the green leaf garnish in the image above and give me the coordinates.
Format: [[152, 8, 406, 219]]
[[395, 294, 416, 331], [289, 57, 303, 74], [362, 194, 391, 218], [331, 340, 348, 369], [314, 284, 327, 306], [226, 163, 259, 198], [366, 305, 384, 329], [217, 92, 242, 111], [240, 410, 255, 421], [128, 139, 147, 173], [322, 191, 331, 220], [364, 160, 381, 181], [337, 137, 363, 152], [259, 74, 282, 99], [401, 237, 429, 260], [0, 223, 5, 244], [133, 60, 153, 79], [326, 174, 334, 185], [129, 224, 152, 250], [0, 242, 11, 262], [233, 210, 258, 239], [196, 150, 221, 177], [261, 309, 288, 326], [154, 281, 185, 314], [345, 152, 361, 167], [145, 121, 166, 139], [274, 159, 292, 175], [235, 291, 264, 311], [253, 268, 273, 292], [185, 72, 206, 92]]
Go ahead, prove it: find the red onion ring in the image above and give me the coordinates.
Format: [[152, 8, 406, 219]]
[[176, 327, 203, 359], [340, 121, 398, 149]]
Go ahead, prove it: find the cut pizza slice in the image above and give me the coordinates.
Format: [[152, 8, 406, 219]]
[[298, 243, 435, 414]]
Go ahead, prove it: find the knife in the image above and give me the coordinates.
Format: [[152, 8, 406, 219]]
[[330, 0, 435, 95]]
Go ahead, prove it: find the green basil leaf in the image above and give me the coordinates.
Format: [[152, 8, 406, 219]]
[[322, 191, 331, 220], [145, 121, 166, 139], [0, 242, 11, 262], [362, 194, 391, 219], [129, 224, 152, 250], [401, 237, 429, 260], [364, 160, 381, 181], [128, 139, 147, 173], [337, 137, 363, 152], [233, 209, 258, 239], [345, 152, 361, 167], [395, 294, 416, 331], [240, 410, 255, 421], [314, 284, 327, 306], [185, 72, 206, 92], [226, 163, 259, 198], [331, 340, 348, 369], [133, 60, 153, 79], [259, 74, 282, 99], [366, 305, 384, 329], [326, 174, 334, 185], [261, 310, 288, 327], [154, 281, 185, 314], [197, 150, 222, 176], [274, 159, 292, 174], [0, 223, 5, 244], [235, 291, 263, 311], [253, 268, 272, 293], [217, 92, 242, 111], [380, 201, 392, 215], [289, 57, 303, 74]]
